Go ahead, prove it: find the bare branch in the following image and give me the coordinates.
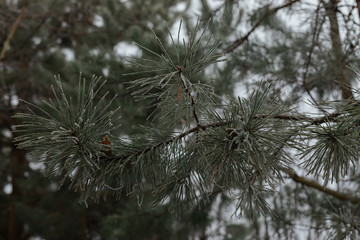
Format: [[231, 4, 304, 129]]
[[281, 167, 360, 204], [0, 0, 29, 61], [223, 0, 301, 54]]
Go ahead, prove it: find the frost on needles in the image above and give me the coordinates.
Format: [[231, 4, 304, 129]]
[[13, 20, 360, 218]]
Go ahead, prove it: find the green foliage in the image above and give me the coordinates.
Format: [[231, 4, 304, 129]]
[[13, 14, 360, 228], [14, 21, 296, 218], [5, 0, 360, 239]]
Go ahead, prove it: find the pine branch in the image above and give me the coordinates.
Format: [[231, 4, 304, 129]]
[[258, 112, 339, 124], [111, 112, 341, 162], [14, 72, 351, 209], [12, 16, 360, 223]]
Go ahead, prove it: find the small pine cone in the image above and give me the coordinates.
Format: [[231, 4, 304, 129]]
[[99, 135, 113, 157]]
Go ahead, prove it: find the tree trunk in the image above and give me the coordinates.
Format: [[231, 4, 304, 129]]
[[2, 108, 26, 240], [8, 147, 26, 240], [356, 0, 360, 19], [81, 207, 87, 240], [325, 0, 354, 100]]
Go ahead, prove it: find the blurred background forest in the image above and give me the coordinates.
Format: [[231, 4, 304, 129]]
[[1, 0, 360, 239]]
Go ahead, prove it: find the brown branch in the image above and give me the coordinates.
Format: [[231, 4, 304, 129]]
[[223, 0, 301, 54], [0, 0, 29, 61], [253, 112, 340, 125], [281, 167, 360, 204], [0, 0, 58, 62], [307, 111, 340, 125], [262, 122, 360, 206]]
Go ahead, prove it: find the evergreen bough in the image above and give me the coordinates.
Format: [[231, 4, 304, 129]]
[[13, 21, 360, 223]]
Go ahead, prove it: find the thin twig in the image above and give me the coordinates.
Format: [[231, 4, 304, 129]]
[[223, 0, 301, 54], [352, 202, 360, 219], [177, 66, 201, 125], [112, 124, 206, 162], [0, 0, 29, 61]]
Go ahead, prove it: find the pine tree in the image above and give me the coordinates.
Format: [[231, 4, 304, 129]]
[[4, 0, 360, 239], [1, 0, 204, 239]]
